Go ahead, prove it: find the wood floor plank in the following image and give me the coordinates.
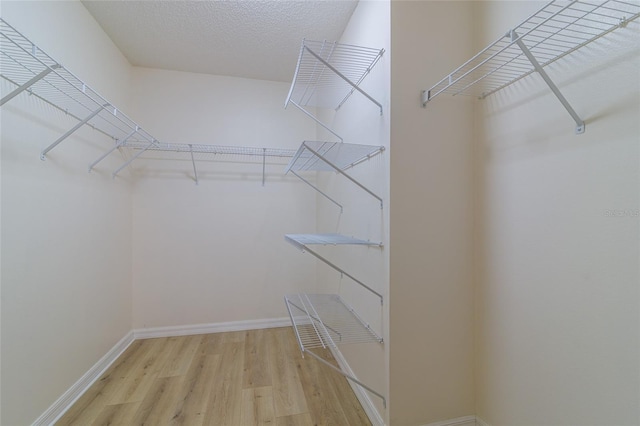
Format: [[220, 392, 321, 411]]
[[243, 328, 272, 388], [56, 340, 145, 425], [159, 334, 203, 378], [275, 412, 314, 426], [316, 349, 372, 426], [296, 347, 351, 426], [90, 401, 141, 426], [129, 375, 184, 425], [168, 353, 220, 426], [240, 386, 275, 426], [203, 341, 244, 426], [107, 337, 175, 405], [267, 328, 308, 417]]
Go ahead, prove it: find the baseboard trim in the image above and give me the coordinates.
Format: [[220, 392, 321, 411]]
[[329, 346, 386, 426], [32, 330, 135, 426], [423, 415, 477, 426], [132, 317, 292, 339]]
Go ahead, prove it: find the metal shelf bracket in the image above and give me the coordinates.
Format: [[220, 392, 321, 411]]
[[40, 104, 108, 160], [510, 29, 585, 135]]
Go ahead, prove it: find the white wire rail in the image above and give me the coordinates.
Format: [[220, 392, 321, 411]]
[[284, 293, 386, 407], [421, 0, 640, 134], [285, 39, 384, 141], [285, 141, 384, 210]]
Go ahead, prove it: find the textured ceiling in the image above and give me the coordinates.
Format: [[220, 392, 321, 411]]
[[82, 0, 358, 83]]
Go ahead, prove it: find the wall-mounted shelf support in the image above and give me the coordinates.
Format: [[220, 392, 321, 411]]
[[189, 144, 199, 185], [0, 64, 58, 106], [284, 293, 386, 407], [290, 170, 343, 212], [285, 234, 383, 302], [88, 127, 138, 172], [41, 104, 108, 160], [288, 100, 343, 142], [421, 0, 640, 134], [112, 139, 157, 178], [285, 141, 384, 210], [510, 30, 585, 134]]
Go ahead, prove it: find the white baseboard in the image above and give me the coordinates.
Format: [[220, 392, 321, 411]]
[[423, 415, 477, 426], [329, 346, 386, 426], [32, 330, 135, 426], [132, 317, 291, 339]]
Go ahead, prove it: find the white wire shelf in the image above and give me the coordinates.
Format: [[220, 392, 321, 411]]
[[0, 17, 297, 184], [285, 233, 383, 302], [285, 293, 383, 349], [0, 18, 156, 158], [123, 141, 297, 158], [285, 39, 384, 142], [285, 141, 384, 209], [285, 140, 384, 173], [284, 293, 386, 407], [421, 0, 640, 134], [285, 233, 382, 248]]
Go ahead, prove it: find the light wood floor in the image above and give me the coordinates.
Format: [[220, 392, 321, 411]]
[[56, 327, 372, 426]]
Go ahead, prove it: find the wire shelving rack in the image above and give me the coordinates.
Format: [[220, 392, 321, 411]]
[[284, 234, 385, 406], [0, 17, 297, 184], [421, 0, 640, 134], [285, 141, 384, 210], [285, 39, 384, 141]]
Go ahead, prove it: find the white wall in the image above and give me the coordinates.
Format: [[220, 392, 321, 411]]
[[128, 68, 318, 328], [389, 1, 476, 424], [0, 1, 133, 425], [314, 0, 390, 421], [474, 2, 640, 425]]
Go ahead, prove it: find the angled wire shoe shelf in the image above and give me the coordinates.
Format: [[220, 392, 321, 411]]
[[421, 0, 640, 134], [284, 233, 385, 406], [284, 293, 386, 407], [285, 141, 385, 210], [285, 39, 384, 141]]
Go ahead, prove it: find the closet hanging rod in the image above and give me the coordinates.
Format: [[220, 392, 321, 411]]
[[421, 0, 640, 134]]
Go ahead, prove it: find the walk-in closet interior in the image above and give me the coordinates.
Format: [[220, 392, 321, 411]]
[[2, 1, 639, 425]]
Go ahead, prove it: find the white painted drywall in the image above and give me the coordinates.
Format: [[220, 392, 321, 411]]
[[314, 0, 390, 420], [128, 67, 318, 328], [0, 1, 133, 424], [389, 1, 476, 424], [473, 2, 640, 425]]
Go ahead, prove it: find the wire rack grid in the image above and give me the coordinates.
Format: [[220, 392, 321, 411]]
[[285, 293, 383, 351], [0, 18, 155, 147], [424, 0, 640, 102], [285, 141, 385, 173], [285, 39, 384, 111]]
